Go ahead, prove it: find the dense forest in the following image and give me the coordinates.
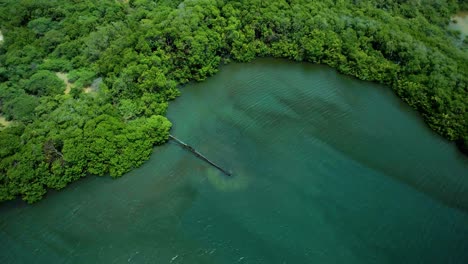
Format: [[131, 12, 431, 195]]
[[0, 0, 467, 203]]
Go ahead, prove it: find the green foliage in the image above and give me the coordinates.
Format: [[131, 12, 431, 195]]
[[27, 17, 58, 36], [39, 58, 72, 72], [118, 99, 142, 121], [24, 70, 65, 96], [2, 93, 39, 122], [68, 68, 96, 88], [0, 0, 466, 203]]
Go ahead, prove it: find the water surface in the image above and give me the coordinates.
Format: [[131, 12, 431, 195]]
[[1, 59, 467, 263], [449, 11, 468, 39]]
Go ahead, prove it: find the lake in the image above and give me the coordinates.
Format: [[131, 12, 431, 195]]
[[1, 59, 467, 263]]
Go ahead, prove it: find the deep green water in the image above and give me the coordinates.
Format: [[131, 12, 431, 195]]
[[1, 59, 468, 263]]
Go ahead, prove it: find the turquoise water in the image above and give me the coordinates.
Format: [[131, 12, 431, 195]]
[[1, 59, 467, 263]]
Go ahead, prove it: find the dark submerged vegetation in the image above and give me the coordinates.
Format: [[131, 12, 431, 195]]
[[0, 0, 466, 203]]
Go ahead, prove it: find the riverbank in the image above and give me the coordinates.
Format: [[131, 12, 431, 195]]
[[0, 0, 466, 204]]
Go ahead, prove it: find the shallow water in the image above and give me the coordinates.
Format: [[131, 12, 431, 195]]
[[1, 59, 467, 263], [449, 11, 468, 39]]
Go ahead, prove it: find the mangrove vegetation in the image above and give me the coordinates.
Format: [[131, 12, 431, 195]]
[[0, 0, 467, 203]]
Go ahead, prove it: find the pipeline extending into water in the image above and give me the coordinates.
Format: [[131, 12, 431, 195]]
[[169, 134, 232, 176]]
